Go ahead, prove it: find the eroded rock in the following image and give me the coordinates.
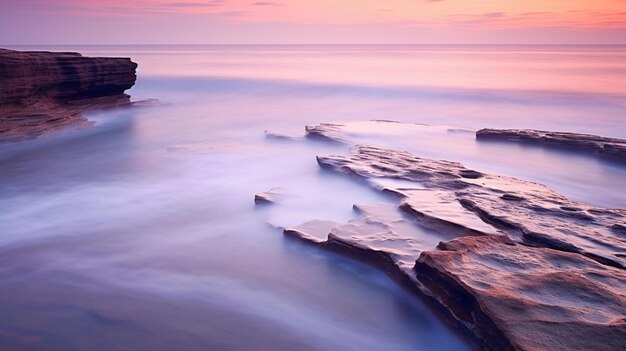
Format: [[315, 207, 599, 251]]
[[416, 235, 626, 351], [284, 220, 340, 244], [0, 48, 139, 142], [317, 145, 626, 269], [254, 187, 283, 206], [305, 123, 348, 144], [281, 129, 626, 350], [399, 190, 498, 236], [476, 128, 626, 162]]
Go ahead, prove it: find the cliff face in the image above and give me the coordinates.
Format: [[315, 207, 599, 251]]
[[0, 48, 138, 142]]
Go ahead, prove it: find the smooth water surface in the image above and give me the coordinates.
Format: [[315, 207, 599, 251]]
[[1, 45, 625, 350]]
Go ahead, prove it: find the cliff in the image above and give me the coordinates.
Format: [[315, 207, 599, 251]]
[[0, 48, 138, 142]]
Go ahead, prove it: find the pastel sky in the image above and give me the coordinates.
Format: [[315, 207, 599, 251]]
[[1, 0, 626, 44]]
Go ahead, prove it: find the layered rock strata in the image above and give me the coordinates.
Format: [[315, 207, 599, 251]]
[[281, 123, 626, 350], [416, 235, 626, 351], [476, 128, 626, 162], [0, 48, 138, 142]]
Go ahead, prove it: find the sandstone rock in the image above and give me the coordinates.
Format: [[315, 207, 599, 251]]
[[284, 220, 340, 244], [317, 145, 626, 269], [0, 48, 138, 142], [254, 187, 283, 205], [281, 127, 626, 350], [287, 204, 443, 271], [399, 190, 498, 236], [416, 235, 626, 351], [476, 128, 626, 162], [305, 123, 348, 144]]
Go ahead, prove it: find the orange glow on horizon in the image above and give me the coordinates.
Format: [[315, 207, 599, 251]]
[[23, 0, 625, 29], [2, 0, 625, 44]]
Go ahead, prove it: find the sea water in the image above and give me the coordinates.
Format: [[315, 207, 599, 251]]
[[1, 45, 625, 350]]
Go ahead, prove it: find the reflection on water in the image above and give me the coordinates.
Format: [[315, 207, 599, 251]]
[[0, 45, 625, 350]]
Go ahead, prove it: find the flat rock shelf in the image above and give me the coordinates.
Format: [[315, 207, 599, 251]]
[[277, 122, 626, 351], [476, 128, 626, 163]]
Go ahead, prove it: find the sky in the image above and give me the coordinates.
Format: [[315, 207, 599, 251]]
[[1, 0, 626, 44]]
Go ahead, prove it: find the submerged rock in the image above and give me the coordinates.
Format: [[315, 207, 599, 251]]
[[254, 187, 283, 206], [167, 137, 253, 154], [0, 48, 139, 142], [305, 123, 348, 144], [476, 128, 626, 162], [281, 133, 626, 350], [264, 130, 303, 142]]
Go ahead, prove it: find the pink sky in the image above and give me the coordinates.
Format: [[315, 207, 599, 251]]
[[1, 0, 626, 44]]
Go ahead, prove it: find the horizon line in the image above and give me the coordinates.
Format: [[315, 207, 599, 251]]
[[3, 43, 626, 46]]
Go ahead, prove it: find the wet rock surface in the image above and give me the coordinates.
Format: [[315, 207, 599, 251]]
[[0, 48, 138, 142], [281, 122, 626, 350], [254, 187, 283, 205], [317, 145, 626, 269], [284, 220, 341, 244], [476, 128, 626, 162], [264, 130, 303, 142], [305, 123, 348, 144], [416, 235, 626, 351]]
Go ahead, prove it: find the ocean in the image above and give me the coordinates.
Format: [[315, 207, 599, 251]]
[[1, 45, 625, 350]]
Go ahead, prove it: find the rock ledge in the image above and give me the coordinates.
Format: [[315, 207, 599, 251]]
[[0, 48, 139, 142], [476, 128, 626, 162], [278, 123, 626, 350]]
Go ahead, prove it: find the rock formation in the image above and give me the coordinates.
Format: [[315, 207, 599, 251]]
[[305, 123, 349, 144], [0, 48, 139, 142], [254, 187, 283, 205], [417, 235, 626, 351], [317, 145, 626, 268], [476, 128, 626, 162], [264, 130, 302, 142], [280, 123, 626, 350]]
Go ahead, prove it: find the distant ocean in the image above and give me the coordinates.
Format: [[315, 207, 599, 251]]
[[10, 44, 626, 137]]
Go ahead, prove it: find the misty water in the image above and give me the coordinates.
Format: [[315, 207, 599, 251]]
[[1, 45, 625, 350]]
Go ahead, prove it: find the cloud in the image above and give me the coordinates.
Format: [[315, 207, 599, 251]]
[[164, 1, 226, 8], [215, 10, 249, 18], [2, 0, 626, 44], [252, 2, 282, 6]]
